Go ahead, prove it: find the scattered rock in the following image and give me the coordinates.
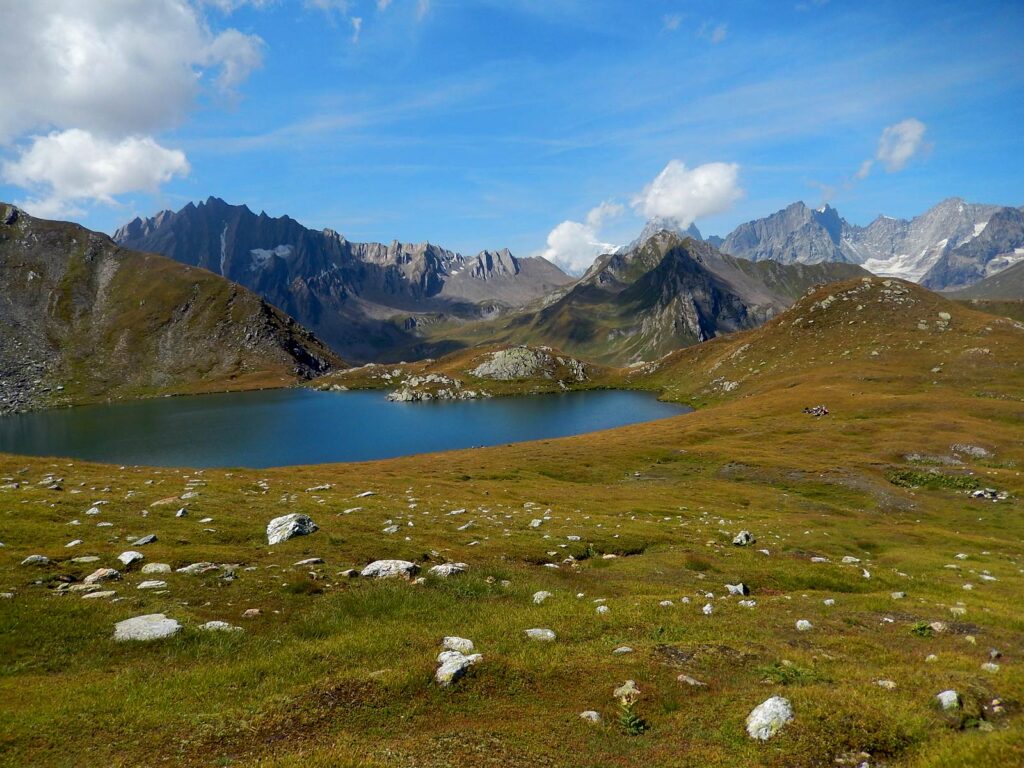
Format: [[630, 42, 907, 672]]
[[360, 559, 420, 579], [532, 590, 553, 605], [936, 690, 960, 710], [579, 710, 602, 723], [132, 534, 157, 546], [678, 674, 707, 687], [84, 567, 120, 584], [442, 636, 475, 654], [435, 649, 481, 686], [746, 696, 794, 740], [20, 555, 49, 566], [201, 621, 242, 632], [428, 562, 468, 578], [266, 513, 319, 545], [113, 614, 181, 642], [137, 580, 167, 590], [725, 583, 750, 596], [796, 620, 813, 632], [524, 628, 556, 642], [733, 531, 755, 546], [117, 551, 144, 567]]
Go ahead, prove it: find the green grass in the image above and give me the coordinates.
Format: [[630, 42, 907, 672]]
[[1, 278, 1023, 767]]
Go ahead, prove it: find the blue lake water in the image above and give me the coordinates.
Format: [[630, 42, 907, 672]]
[[0, 388, 689, 468]]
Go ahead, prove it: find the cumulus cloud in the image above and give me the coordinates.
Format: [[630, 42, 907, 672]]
[[631, 160, 743, 229], [875, 118, 927, 172], [540, 202, 623, 275], [3, 130, 190, 219], [0, 1, 264, 143]]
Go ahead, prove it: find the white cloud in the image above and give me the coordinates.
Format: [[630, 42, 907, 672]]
[[0, 0, 264, 143], [631, 160, 743, 229], [351, 16, 363, 43], [663, 14, 682, 31], [875, 118, 927, 172], [377, 0, 393, 9], [3, 129, 190, 218], [855, 159, 874, 180], [416, 0, 431, 21], [540, 202, 623, 274]]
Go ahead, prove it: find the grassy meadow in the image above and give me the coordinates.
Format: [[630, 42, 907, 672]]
[[1, 278, 1022, 767]]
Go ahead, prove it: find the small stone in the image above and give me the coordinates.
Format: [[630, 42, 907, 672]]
[[176, 562, 217, 575], [442, 636, 475, 654], [746, 696, 793, 740], [137, 580, 167, 590], [435, 650, 481, 686], [293, 558, 324, 566], [532, 590, 553, 605], [524, 628, 556, 642], [925, 654, 939, 663], [266, 513, 318, 545], [678, 674, 707, 687], [596, 605, 610, 615], [117, 551, 144, 567], [612, 646, 633, 655], [175, 508, 188, 518], [891, 591, 907, 600], [936, 690, 960, 710], [875, 679, 897, 690], [725, 583, 750, 596], [579, 710, 602, 723], [242, 608, 261, 618], [796, 619, 813, 632], [201, 621, 242, 632], [141, 563, 172, 574], [702, 603, 713, 615], [20, 555, 50, 566], [733, 530, 755, 546], [70, 556, 100, 564], [428, 562, 468, 578], [360, 559, 419, 579], [981, 663, 1000, 673], [65, 539, 82, 548], [114, 614, 181, 641], [82, 590, 116, 600], [84, 567, 120, 584], [132, 534, 157, 546]]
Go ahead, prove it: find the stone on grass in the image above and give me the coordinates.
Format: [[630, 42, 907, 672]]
[[596, 605, 610, 615], [981, 663, 1000, 673], [141, 563, 171, 574], [875, 680, 897, 690], [733, 531, 755, 546], [21, 555, 49, 566], [524, 628, 556, 642], [796, 619, 813, 632], [84, 567, 120, 584], [201, 621, 242, 632], [132, 534, 157, 546], [613, 646, 633, 655], [137, 580, 166, 590], [442, 636, 475, 654], [114, 614, 181, 641], [579, 710, 602, 724], [678, 674, 707, 687], [118, 551, 144, 567], [746, 696, 793, 740], [360, 559, 420, 579], [82, 590, 116, 600], [294, 557, 324, 566], [70, 556, 99, 564], [428, 562, 468, 578], [435, 650, 481, 686], [266, 513, 318, 545], [936, 690, 960, 710], [533, 590, 552, 605], [726, 583, 750, 596], [176, 562, 217, 575]]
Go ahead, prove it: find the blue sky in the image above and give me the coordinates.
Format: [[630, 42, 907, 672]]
[[1, 0, 1022, 271]]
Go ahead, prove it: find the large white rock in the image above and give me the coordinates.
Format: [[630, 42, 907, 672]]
[[141, 563, 171, 574], [360, 559, 420, 579], [442, 636, 475, 654], [266, 513, 319, 545], [137, 580, 167, 590], [435, 650, 482, 686], [746, 696, 793, 740], [21, 555, 50, 566], [84, 567, 121, 585], [113, 614, 181, 642]]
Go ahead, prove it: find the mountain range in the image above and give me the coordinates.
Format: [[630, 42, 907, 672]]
[[717, 197, 1024, 290], [115, 197, 572, 362], [0, 203, 340, 412]]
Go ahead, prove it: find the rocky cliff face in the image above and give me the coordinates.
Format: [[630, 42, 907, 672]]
[[0, 204, 341, 412], [920, 207, 1024, 290], [721, 203, 854, 265], [115, 197, 572, 362]]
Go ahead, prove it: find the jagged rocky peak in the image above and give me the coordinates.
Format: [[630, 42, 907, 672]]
[[114, 197, 572, 362], [721, 201, 854, 265], [627, 217, 703, 251]]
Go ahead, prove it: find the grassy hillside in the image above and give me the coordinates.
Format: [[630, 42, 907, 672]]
[[1, 277, 1022, 767], [0, 204, 342, 411]]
